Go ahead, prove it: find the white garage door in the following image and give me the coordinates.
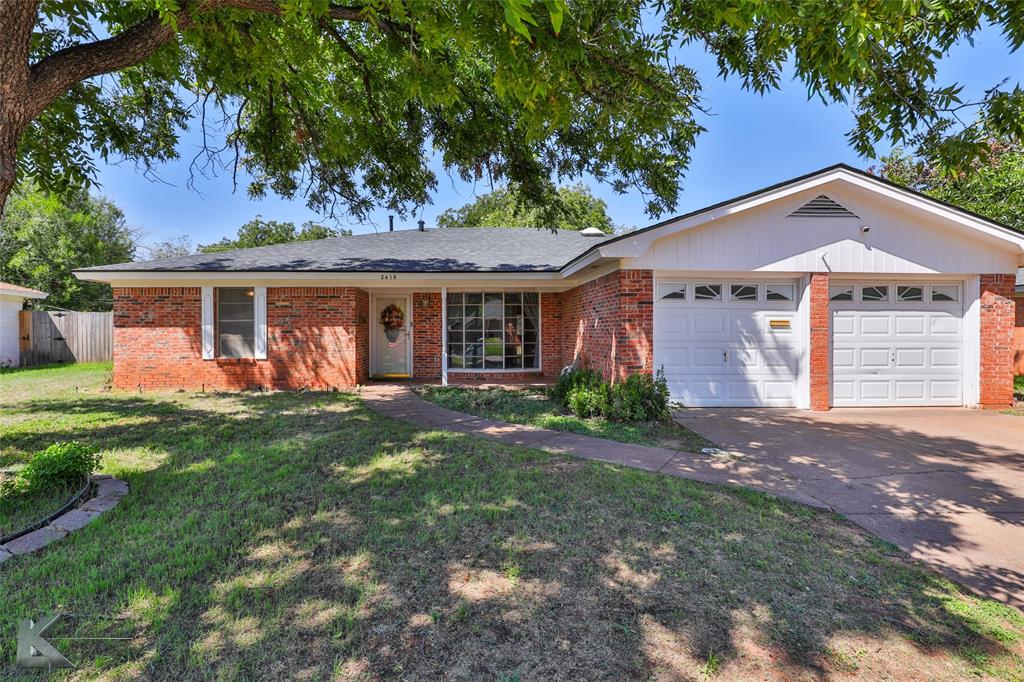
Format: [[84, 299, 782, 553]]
[[831, 282, 963, 406], [654, 280, 802, 407]]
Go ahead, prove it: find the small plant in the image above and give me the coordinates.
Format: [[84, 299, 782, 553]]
[[12, 441, 100, 495], [550, 367, 603, 405], [567, 383, 611, 418]]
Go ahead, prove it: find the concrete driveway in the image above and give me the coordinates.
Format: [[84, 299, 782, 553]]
[[674, 407, 1024, 607]]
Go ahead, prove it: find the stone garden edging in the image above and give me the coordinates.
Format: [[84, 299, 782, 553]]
[[0, 474, 128, 564]]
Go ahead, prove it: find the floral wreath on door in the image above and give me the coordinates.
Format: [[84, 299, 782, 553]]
[[380, 303, 406, 344]]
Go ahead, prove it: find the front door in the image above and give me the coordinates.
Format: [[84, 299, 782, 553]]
[[372, 295, 411, 378]]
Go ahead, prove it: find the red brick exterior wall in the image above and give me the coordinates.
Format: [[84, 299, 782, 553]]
[[979, 274, 1016, 408], [113, 287, 368, 391], [808, 272, 831, 411], [560, 269, 654, 382], [1014, 295, 1024, 376], [412, 292, 442, 379]]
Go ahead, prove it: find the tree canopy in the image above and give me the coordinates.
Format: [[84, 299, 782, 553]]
[[2, 1, 1024, 224], [875, 138, 1024, 232], [0, 181, 135, 310], [437, 183, 621, 233], [199, 217, 350, 253]]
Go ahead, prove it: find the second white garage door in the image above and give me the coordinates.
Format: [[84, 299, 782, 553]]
[[830, 282, 964, 406], [654, 280, 802, 407]]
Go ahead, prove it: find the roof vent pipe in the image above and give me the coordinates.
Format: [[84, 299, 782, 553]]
[[388, 215, 394, 232], [580, 227, 606, 237], [418, 219, 425, 231]]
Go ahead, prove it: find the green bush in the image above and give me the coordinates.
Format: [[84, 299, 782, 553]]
[[14, 442, 100, 494], [567, 383, 612, 418], [551, 368, 603, 405], [608, 370, 671, 422], [554, 367, 672, 423]]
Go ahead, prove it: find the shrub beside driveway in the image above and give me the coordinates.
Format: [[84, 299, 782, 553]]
[[0, 364, 1022, 679]]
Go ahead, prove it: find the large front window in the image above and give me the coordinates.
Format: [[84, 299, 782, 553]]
[[446, 292, 539, 370]]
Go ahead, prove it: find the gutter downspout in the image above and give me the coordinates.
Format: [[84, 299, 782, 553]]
[[441, 286, 448, 386]]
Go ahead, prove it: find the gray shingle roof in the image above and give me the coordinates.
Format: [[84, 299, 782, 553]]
[[80, 227, 612, 273]]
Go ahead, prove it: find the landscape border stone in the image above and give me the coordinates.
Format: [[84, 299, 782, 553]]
[[0, 474, 128, 564]]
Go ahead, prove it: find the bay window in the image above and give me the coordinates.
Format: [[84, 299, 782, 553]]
[[446, 292, 540, 370]]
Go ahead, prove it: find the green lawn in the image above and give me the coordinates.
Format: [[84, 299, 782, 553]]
[[0, 365, 1022, 679], [416, 385, 716, 453]]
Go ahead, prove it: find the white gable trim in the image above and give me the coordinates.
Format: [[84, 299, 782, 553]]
[[563, 166, 1024, 277]]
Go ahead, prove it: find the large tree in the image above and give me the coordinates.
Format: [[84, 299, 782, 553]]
[[2, 1, 1024, 224], [437, 183, 621, 233], [875, 138, 1024, 232], [199, 216, 349, 252], [0, 181, 136, 310]]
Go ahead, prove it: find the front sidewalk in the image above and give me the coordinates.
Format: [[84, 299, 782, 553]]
[[360, 384, 831, 510]]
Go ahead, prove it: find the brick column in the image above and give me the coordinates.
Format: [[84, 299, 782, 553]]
[[808, 273, 831, 411], [412, 292, 442, 379], [979, 274, 1016, 408]]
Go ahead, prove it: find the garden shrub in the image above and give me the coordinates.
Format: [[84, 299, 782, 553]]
[[13, 441, 100, 494], [554, 367, 672, 423], [551, 368, 603, 405]]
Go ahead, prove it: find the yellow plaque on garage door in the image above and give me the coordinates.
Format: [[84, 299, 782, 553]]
[[769, 319, 791, 330]]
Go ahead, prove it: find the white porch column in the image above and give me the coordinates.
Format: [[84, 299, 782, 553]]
[[441, 286, 448, 386]]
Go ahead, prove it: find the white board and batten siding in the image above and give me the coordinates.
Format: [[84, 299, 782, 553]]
[[623, 181, 1018, 276]]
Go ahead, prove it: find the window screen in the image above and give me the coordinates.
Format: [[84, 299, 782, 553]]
[[447, 292, 539, 370], [218, 288, 255, 358]]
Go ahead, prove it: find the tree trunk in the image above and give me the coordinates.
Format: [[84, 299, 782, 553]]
[[0, 0, 38, 219]]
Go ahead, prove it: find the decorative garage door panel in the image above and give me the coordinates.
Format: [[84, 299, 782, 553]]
[[831, 283, 963, 407], [654, 280, 801, 407]]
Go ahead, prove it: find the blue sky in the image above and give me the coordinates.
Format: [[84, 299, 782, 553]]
[[93, 24, 1024, 251]]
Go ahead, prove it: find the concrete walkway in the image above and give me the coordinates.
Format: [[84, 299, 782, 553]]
[[362, 384, 1024, 608], [360, 384, 839, 510]]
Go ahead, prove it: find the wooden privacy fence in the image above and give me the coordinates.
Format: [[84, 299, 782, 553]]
[[18, 310, 113, 365]]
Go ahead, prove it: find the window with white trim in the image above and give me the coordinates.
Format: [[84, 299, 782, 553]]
[[217, 287, 255, 358], [446, 292, 539, 370], [658, 284, 687, 300]]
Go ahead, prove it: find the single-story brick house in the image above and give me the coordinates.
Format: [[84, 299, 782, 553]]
[[76, 164, 1024, 409]]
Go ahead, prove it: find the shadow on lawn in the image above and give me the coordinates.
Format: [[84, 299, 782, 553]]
[[0, 391, 1020, 679]]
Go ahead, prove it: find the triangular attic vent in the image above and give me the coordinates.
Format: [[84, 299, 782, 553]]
[[789, 195, 859, 218]]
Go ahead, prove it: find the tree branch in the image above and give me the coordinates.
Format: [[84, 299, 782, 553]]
[[25, 1, 390, 121]]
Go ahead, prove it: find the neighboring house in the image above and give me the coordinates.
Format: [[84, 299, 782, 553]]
[[0, 282, 48, 367], [75, 164, 1024, 409]]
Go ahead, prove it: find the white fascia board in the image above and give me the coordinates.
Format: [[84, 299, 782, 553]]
[[0, 287, 47, 299]]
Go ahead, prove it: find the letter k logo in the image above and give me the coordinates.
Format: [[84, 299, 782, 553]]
[[16, 615, 74, 669]]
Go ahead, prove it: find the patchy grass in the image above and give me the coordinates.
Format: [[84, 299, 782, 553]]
[[0, 366, 1022, 679], [416, 385, 715, 452]]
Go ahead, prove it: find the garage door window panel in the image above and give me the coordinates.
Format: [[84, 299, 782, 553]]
[[861, 285, 890, 302], [730, 284, 758, 302], [897, 286, 923, 302], [658, 284, 687, 300], [694, 284, 722, 301], [766, 284, 795, 301], [931, 285, 959, 303], [829, 285, 853, 301]]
